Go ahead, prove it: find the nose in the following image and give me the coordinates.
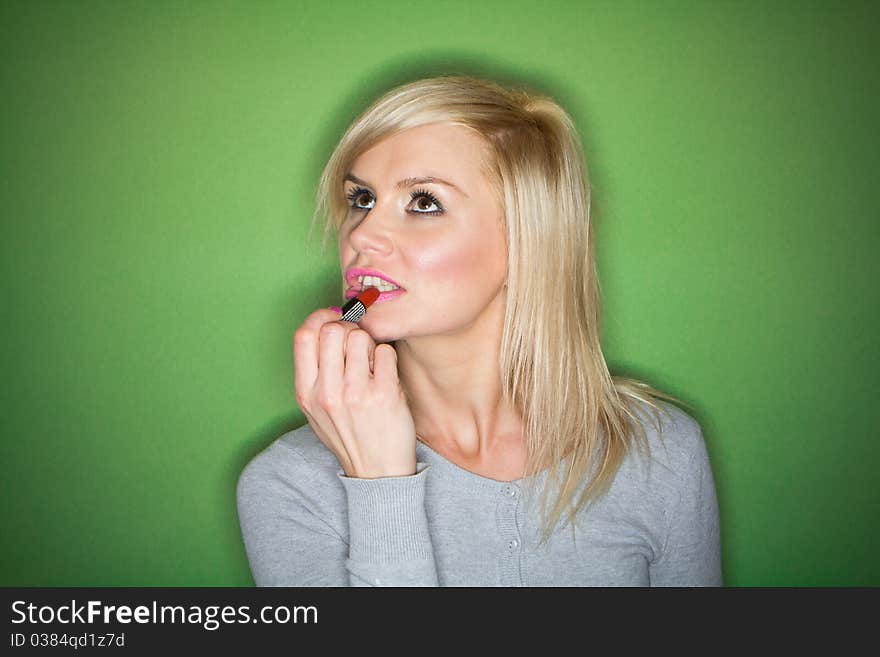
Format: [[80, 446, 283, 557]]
[[344, 201, 396, 257]]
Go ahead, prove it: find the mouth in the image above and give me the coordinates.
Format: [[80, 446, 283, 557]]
[[345, 271, 406, 304], [345, 286, 406, 305], [346, 270, 405, 290]]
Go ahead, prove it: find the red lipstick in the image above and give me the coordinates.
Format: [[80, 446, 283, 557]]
[[339, 287, 380, 323]]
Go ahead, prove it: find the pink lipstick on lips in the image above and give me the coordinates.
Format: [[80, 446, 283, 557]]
[[344, 267, 406, 306]]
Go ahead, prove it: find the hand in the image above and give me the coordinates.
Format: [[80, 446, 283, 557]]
[[292, 308, 417, 479]]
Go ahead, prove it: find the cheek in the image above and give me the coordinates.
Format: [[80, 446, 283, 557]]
[[414, 246, 476, 279], [411, 226, 504, 290], [339, 238, 359, 273]]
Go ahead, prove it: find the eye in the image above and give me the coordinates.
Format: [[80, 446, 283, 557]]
[[346, 186, 374, 211], [409, 188, 444, 215], [344, 186, 445, 216]]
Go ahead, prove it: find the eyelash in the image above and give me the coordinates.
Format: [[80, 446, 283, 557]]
[[344, 186, 445, 216]]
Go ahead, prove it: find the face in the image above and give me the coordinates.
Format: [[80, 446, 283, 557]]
[[338, 122, 508, 344]]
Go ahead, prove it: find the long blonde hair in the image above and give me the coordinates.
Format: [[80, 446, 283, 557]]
[[309, 74, 692, 546]]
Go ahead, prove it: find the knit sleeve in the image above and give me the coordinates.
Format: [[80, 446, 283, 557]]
[[649, 425, 723, 586], [337, 463, 440, 586], [236, 442, 439, 587]]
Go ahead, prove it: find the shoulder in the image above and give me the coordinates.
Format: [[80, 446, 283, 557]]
[[638, 399, 708, 467], [236, 423, 344, 508], [612, 398, 713, 499]]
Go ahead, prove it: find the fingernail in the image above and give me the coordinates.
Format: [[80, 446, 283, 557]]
[[329, 306, 342, 314]]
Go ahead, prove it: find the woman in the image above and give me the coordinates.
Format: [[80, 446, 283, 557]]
[[237, 74, 722, 586]]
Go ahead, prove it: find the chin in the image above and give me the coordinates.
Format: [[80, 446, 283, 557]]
[[357, 318, 398, 344]]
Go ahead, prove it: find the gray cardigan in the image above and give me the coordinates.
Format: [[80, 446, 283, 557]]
[[236, 401, 722, 586]]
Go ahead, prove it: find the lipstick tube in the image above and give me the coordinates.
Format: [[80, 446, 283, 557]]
[[339, 287, 380, 323]]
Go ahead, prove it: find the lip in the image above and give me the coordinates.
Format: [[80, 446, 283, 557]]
[[345, 267, 404, 290], [345, 287, 406, 305]]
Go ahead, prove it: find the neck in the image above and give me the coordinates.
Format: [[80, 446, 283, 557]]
[[394, 297, 524, 461]]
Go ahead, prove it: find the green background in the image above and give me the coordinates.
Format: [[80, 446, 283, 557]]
[[2, 0, 877, 586]]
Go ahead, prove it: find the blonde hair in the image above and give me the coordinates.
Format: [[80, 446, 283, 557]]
[[309, 74, 692, 546]]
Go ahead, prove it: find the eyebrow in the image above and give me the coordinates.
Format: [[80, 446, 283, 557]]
[[344, 173, 468, 198]]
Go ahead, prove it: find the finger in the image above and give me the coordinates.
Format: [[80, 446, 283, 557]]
[[293, 309, 344, 403], [317, 322, 349, 408], [303, 308, 348, 331], [372, 343, 399, 387], [344, 329, 374, 388], [293, 333, 318, 406]]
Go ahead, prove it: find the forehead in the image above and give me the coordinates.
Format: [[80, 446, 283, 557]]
[[348, 123, 490, 189]]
